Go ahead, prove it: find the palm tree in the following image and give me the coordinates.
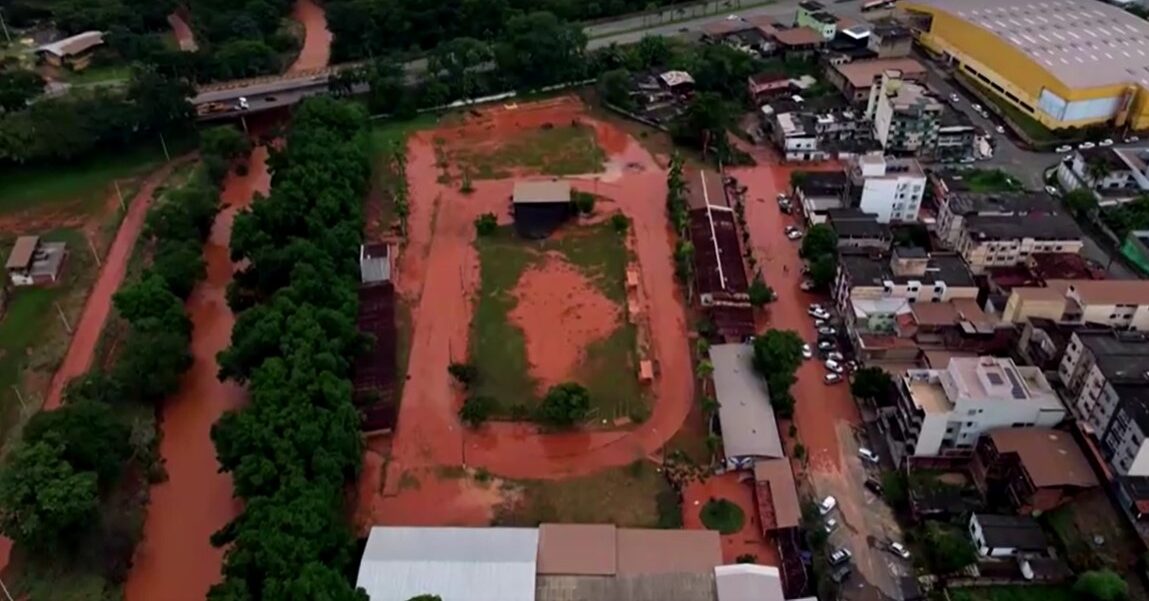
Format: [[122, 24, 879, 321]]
[[1086, 158, 1111, 188]]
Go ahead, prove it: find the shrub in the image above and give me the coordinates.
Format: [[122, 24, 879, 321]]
[[699, 498, 746, 535], [574, 191, 596, 214], [474, 212, 498, 236], [458, 395, 495, 428], [538, 382, 591, 427], [611, 213, 629, 233], [447, 362, 478, 386]]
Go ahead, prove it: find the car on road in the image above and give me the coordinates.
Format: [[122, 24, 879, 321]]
[[864, 478, 884, 494], [785, 226, 803, 240], [802, 343, 813, 359], [818, 326, 837, 336], [949, 93, 960, 103], [826, 351, 844, 362], [800, 279, 815, 291], [1100, 138, 1115, 147], [890, 542, 911, 559], [828, 547, 852, 565], [825, 360, 844, 374], [858, 448, 879, 463], [811, 307, 830, 318], [777, 193, 787, 201], [1079, 141, 1096, 149], [814, 318, 829, 328], [971, 102, 982, 112], [819, 496, 838, 515], [1056, 144, 1073, 152], [995, 125, 1005, 134], [807, 303, 827, 315], [824, 373, 843, 384], [1126, 136, 1140, 143], [817, 340, 835, 351], [830, 564, 851, 584], [825, 517, 839, 533], [237, 96, 250, 110], [1044, 185, 1060, 196]]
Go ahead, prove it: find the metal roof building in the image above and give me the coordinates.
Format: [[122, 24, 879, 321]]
[[357, 526, 539, 601], [709, 344, 784, 470]]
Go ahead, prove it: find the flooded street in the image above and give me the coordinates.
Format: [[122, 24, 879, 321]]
[[288, 0, 331, 72], [124, 148, 270, 601]]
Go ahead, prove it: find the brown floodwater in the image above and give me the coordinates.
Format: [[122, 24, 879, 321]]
[[288, 0, 331, 73]]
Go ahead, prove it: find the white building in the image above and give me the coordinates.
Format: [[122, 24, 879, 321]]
[[1056, 146, 1149, 207], [846, 153, 926, 223], [891, 356, 1065, 460]]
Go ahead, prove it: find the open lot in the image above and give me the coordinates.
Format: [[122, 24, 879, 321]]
[[1044, 489, 1148, 599], [471, 222, 644, 419], [435, 120, 606, 181]]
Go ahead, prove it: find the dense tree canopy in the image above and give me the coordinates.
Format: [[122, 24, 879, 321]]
[[23, 401, 131, 488], [752, 330, 804, 417], [1075, 570, 1128, 601], [0, 440, 100, 550], [538, 382, 592, 427]]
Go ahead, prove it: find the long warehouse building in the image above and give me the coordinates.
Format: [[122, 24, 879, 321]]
[[903, 0, 1149, 131]]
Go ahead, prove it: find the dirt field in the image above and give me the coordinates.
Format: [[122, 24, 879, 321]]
[[356, 96, 694, 531], [434, 121, 607, 181]]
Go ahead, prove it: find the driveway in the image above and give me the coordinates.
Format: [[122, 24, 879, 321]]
[[729, 147, 913, 599]]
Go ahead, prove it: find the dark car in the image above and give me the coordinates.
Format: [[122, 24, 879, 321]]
[[865, 479, 884, 495]]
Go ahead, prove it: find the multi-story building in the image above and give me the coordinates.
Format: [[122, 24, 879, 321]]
[[793, 171, 850, 220], [867, 20, 913, 58], [795, 1, 838, 39], [935, 109, 977, 162], [845, 154, 926, 223], [888, 356, 1066, 462], [1003, 280, 1149, 330], [827, 209, 891, 251], [1057, 146, 1149, 207], [955, 213, 1083, 274], [766, 106, 876, 162], [867, 70, 943, 155], [936, 190, 1058, 250], [970, 428, 1097, 515]]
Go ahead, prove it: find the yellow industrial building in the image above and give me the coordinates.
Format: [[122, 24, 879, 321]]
[[903, 0, 1149, 131]]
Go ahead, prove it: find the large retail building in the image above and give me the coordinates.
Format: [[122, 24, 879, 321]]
[[903, 0, 1149, 130]]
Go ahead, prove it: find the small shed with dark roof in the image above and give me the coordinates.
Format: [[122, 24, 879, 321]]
[[969, 513, 1050, 557], [512, 180, 575, 239]]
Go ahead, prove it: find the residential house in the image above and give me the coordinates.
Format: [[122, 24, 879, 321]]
[[827, 209, 891, 250], [795, 1, 838, 39], [866, 71, 943, 156], [1003, 280, 1149, 330], [971, 428, 1097, 515], [748, 73, 793, 105], [1014, 318, 1096, 372], [886, 357, 1066, 463], [36, 31, 104, 70], [772, 27, 826, 60], [956, 214, 1084, 274], [867, 20, 913, 58], [845, 153, 927, 223], [794, 171, 849, 220], [825, 57, 928, 104], [968, 513, 1051, 557], [5, 235, 67, 287], [766, 106, 875, 162], [1057, 145, 1149, 206], [936, 190, 1059, 250], [936, 109, 977, 162]]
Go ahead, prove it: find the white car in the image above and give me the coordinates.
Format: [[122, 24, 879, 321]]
[[801, 343, 813, 359], [818, 326, 837, 336], [890, 542, 911, 559], [800, 279, 815, 291], [995, 125, 1005, 134], [949, 93, 960, 103], [785, 226, 803, 240], [814, 318, 828, 327], [1100, 138, 1115, 147], [818, 340, 835, 351], [1126, 136, 1140, 143], [1079, 141, 1096, 150], [828, 547, 852, 565], [858, 448, 880, 463], [825, 360, 844, 374], [826, 351, 844, 362], [824, 373, 843, 384], [1055, 144, 1073, 153], [1044, 185, 1060, 197], [971, 103, 982, 112], [811, 309, 830, 320], [825, 517, 839, 534], [727, 14, 740, 19], [819, 496, 838, 515], [807, 304, 825, 316]]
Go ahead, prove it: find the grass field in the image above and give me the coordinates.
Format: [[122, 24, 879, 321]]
[[450, 123, 605, 179], [948, 586, 1075, 601], [495, 461, 672, 527], [470, 222, 643, 419]]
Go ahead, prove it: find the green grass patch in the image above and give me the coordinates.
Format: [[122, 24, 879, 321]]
[[470, 222, 642, 418], [948, 586, 1076, 601], [954, 168, 1024, 193], [370, 113, 446, 151], [700, 498, 746, 535], [60, 63, 131, 85], [494, 461, 672, 527], [450, 122, 605, 180]]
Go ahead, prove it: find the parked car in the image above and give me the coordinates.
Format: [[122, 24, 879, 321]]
[[828, 547, 852, 565], [830, 564, 851, 583], [864, 478, 884, 494], [824, 373, 843, 384], [995, 125, 1005, 134], [824, 517, 839, 533], [818, 340, 835, 351], [1044, 185, 1060, 196], [826, 351, 844, 362], [1100, 138, 1115, 147], [777, 193, 787, 200], [949, 93, 960, 103], [890, 542, 911, 559], [1055, 144, 1073, 152], [800, 279, 815, 291], [820, 496, 837, 514], [858, 448, 879, 463], [786, 228, 803, 240], [818, 326, 837, 336], [814, 318, 828, 328], [807, 303, 825, 316], [1126, 136, 1140, 143], [971, 102, 982, 112], [1079, 141, 1096, 149], [802, 343, 813, 359], [825, 360, 844, 374]]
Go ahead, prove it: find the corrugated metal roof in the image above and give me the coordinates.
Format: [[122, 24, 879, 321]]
[[5, 236, 38, 270], [537, 524, 617, 575], [709, 344, 783, 462], [513, 180, 572, 205], [356, 526, 539, 601], [37, 31, 104, 57], [715, 564, 785, 601]]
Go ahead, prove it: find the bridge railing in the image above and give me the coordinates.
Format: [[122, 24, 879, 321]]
[[194, 62, 367, 93]]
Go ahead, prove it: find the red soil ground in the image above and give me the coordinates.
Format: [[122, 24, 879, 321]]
[[683, 473, 780, 566], [508, 253, 620, 393], [124, 148, 270, 601], [725, 142, 860, 475], [287, 0, 331, 73], [358, 96, 693, 527], [43, 160, 192, 410]]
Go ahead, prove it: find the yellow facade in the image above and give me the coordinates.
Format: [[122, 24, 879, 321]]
[[904, 3, 1149, 130]]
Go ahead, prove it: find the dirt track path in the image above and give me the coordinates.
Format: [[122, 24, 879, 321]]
[[288, 0, 331, 73], [124, 148, 270, 601], [43, 160, 192, 410], [167, 11, 197, 52]]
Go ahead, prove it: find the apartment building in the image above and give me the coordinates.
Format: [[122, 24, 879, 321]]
[[866, 70, 943, 155], [1002, 279, 1149, 330], [955, 213, 1083, 274], [1056, 145, 1149, 207], [795, 1, 838, 39], [887, 357, 1065, 462], [844, 154, 926, 223], [827, 209, 891, 251], [825, 57, 928, 104], [935, 191, 1058, 250], [1057, 330, 1149, 476], [767, 106, 875, 162], [867, 20, 913, 58]]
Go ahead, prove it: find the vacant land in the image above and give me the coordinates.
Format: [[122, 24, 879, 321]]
[[470, 222, 644, 419], [440, 122, 605, 180], [494, 461, 674, 527], [956, 168, 1024, 193]]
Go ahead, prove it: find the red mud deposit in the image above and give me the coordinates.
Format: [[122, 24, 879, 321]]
[[287, 0, 331, 73], [44, 160, 191, 410], [167, 11, 197, 52], [124, 148, 270, 601], [509, 254, 620, 392], [683, 473, 779, 566], [727, 142, 859, 475]]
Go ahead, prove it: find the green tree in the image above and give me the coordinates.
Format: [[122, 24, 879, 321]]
[[1064, 188, 1099, 219], [850, 366, 894, 406], [212, 39, 280, 79], [151, 239, 207, 299], [459, 396, 495, 428], [448, 362, 479, 386], [800, 224, 838, 259], [922, 522, 977, 574], [495, 12, 587, 88], [408, 596, 443, 601], [113, 273, 191, 334], [428, 37, 492, 103], [789, 170, 808, 193], [23, 401, 131, 488], [672, 92, 732, 156], [114, 327, 193, 403], [751, 330, 804, 379], [0, 70, 44, 113], [611, 213, 630, 234], [538, 382, 591, 427], [748, 273, 775, 308], [62, 370, 124, 405], [201, 125, 251, 162], [0, 440, 99, 550], [598, 68, 634, 110], [1074, 570, 1128, 601], [474, 213, 498, 236], [127, 67, 194, 134], [574, 191, 596, 215], [809, 254, 838, 290]]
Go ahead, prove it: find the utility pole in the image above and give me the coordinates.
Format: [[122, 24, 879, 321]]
[[114, 180, 126, 211], [10, 386, 25, 411], [88, 235, 102, 267], [0, 572, 14, 601], [160, 132, 171, 162], [55, 302, 72, 333], [0, 9, 12, 45]]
